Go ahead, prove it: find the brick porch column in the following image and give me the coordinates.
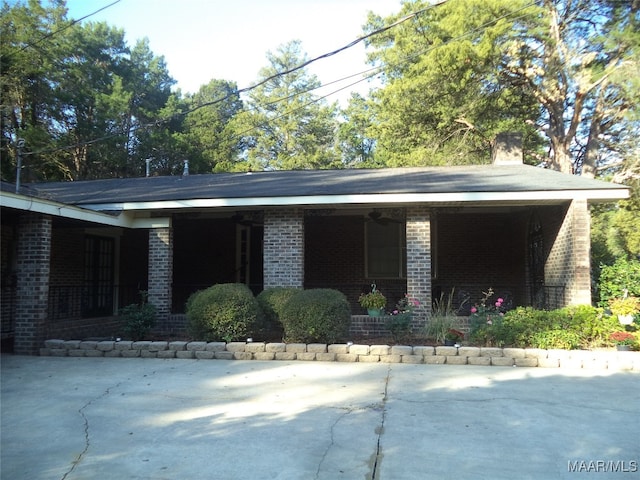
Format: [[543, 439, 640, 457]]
[[15, 212, 51, 355], [567, 199, 592, 305], [406, 206, 432, 329], [263, 208, 304, 289], [148, 226, 173, 321]]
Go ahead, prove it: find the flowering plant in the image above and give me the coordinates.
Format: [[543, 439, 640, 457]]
[[610, 331, 636, 346], [385, 294, 419, 341], [469, 288, 505, 326], [389, 294, 420, 316], [359, 284, 386, 310]]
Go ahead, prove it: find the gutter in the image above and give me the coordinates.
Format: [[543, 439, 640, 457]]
[[0, 191, 170, 228], [77, 188, 630, 212]]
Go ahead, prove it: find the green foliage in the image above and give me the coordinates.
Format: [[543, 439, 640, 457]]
[[280, 289, 351, 343], [363, 0, 638, 173], [470, 305, 619, 350], [598, 257, 640, 305], [529, 330, 582, 351], [358, 290, 387, 310], [186, 283, 260, 342], [175, 79, 246, 173], [256, 287, 300, 333], [385, 314, 412, 342], [119, 291, 157, 341], [239, 40, 339, 171], [337, 93, 378, 167], [425, 290, 458, 343], [364, 0, 543, 167]]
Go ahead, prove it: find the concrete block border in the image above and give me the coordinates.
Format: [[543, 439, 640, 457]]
[[39, 339, 640, 371]]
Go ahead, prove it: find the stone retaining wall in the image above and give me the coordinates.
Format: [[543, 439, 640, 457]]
[[40, 340, 640, 370]]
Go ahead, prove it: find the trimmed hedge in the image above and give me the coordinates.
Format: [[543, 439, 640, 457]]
[[280, 289, 351, 343], [186, 283, 261, 342], [256, 287, 301, 326]]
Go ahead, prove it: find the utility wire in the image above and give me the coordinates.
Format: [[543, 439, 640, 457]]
[[13, 0, 122, 54], [22, 0, 539, 159], [21, 1, 446, 157]]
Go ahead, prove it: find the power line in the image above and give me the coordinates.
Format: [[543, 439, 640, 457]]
[[21, 0, 540, 161], [21, 1, 447, 157], [14, 0, 122, 54]]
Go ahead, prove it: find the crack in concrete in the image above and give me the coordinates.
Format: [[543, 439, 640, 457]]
[[60, 382, 122, 480], [370, 365, 391, 480], [314, 408, 353, 480]]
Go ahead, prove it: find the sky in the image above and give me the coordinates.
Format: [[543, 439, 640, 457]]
[[63, 0, 403, 104]]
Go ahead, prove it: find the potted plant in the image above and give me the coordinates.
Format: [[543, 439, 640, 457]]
[[610, 331, 637, 351], [444, 328, 465, 346], [609, 296, 640, 325], [359, 284, 386, 316]]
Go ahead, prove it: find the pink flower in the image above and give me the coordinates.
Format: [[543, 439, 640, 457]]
[[470, 307, 477, 313], [495, 301, 501, 307], [497, 298, 504, 303], [412, 300, 420, 306]]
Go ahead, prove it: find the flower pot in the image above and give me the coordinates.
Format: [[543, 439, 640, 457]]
[[367, 308, 384, 317], [618, 314, 635, 325], [616, 344, 631, 352]]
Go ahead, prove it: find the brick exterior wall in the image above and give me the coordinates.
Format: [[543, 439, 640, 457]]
[[433, 210, 528, 311], [148, 227, 173, 325], [305, 214, 406, 313], [264, 208, 304, 288], [406, 207, 432, 328], [545, 200, 591, 305], [14, 213, 51, 355]]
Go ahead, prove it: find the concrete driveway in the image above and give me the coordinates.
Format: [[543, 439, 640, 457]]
[[1, 355, 639, 480]]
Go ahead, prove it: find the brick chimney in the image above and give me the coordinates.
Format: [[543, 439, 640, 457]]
[[492, 132, 523, 165]]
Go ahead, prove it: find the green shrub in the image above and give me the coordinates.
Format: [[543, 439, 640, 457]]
[[385, 314, 412, 342], [471, 304, 619, 350], [560, 304, 618, 349], [119, 291, 156, 341], [598, 257, 640, 306], [186, 283, 260, 342], [280, 289, 351, 343], [256, 287, 301, 325], [529, 329, 582, 350]]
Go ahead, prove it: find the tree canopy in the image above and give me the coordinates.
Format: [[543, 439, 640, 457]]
[[363, 0, 639, 176], [2, 0, 638, 181]]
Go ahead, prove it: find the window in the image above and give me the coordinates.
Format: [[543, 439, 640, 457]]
[[83, 236, 114, 317], [365, 221, 406, 278]]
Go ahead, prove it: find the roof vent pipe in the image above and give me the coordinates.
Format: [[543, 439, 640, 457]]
[[145, 158, 151, 177], [492, 132, 523, 165], [183, 159, 189, 176]]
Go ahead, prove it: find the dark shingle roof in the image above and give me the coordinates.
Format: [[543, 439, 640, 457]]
[[26, 165, 626, 206]]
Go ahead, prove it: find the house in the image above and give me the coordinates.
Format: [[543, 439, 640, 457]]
[[0, 136, 629, 354]]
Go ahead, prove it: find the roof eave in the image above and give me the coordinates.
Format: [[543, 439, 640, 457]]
[[79, 189, 629, 212], [0, 191, 170, 228]]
